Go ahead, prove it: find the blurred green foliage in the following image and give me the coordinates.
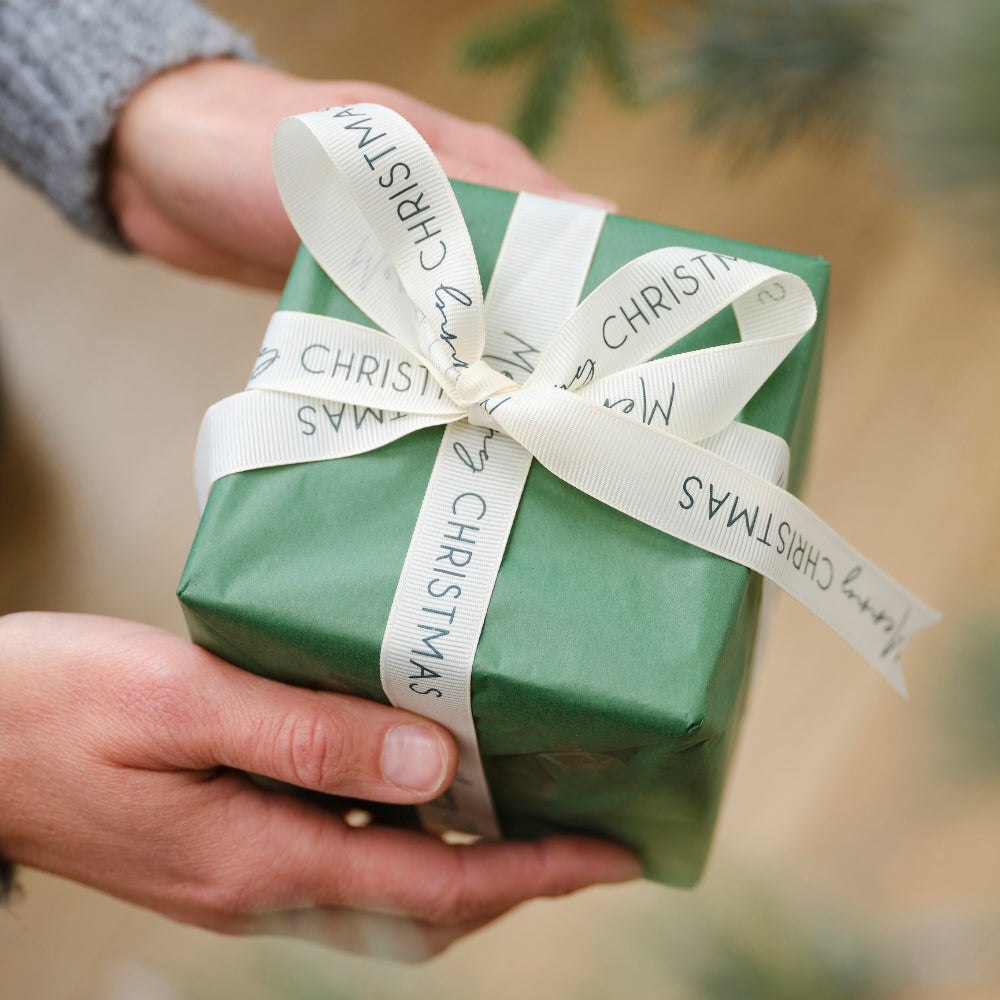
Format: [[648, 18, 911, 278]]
[[460, 0, 639, 152], [882, 0, 1000, 243], [462, 0, 897, 156], [942, 618, 1000, 774], [652, 0, 896, 160], [171, 879, 897, 1000], [605, 882, 896, 1000], [462, 0, 1000, 237]]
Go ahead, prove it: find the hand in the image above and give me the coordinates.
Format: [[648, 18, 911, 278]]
[[108, 60, 614, 288], [0, 613, 639, 959]]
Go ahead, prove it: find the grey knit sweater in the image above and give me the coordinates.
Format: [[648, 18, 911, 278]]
[[0, 0, 256, 245], [0, 0, 255, 905]]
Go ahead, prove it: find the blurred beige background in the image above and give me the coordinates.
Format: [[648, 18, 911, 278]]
[[1, 1, 998, 997]]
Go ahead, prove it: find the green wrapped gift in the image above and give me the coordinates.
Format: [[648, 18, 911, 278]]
[[178, 176, 827, 887]]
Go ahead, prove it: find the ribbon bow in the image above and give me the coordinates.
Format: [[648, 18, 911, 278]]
[[196, 104, 939, 838]]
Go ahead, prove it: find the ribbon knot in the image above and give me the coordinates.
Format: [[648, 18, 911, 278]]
[[453, 358, 521, 415]]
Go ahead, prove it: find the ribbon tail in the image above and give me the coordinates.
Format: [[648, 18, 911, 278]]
[[490, 387, 939, 694]]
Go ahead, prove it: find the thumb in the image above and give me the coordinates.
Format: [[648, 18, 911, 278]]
[[180, 653, 458, 804]]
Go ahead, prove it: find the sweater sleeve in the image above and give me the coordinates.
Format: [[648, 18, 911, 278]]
[[0, 0, 256, 246]]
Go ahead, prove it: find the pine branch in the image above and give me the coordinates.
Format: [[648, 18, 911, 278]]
[[594, 0, 643, 106], [461, 0, 642, 153], [513, 12, 588, 153], [882, 0, 1000, 249], [458, 0, 1000, 251], [661, 0, 897, 161], [460, 6, 562, 68]]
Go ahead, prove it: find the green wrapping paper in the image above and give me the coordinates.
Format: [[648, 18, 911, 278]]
[[178, 180, 828, 886]]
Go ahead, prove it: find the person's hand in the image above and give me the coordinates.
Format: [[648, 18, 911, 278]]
[[0, 613, 639, 959], [108, 60, 613, 288]]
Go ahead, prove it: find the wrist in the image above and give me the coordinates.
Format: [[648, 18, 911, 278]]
[[106, 59, 314, 281]]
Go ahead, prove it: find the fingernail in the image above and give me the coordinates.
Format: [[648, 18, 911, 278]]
[[382, 724, 448, 793]]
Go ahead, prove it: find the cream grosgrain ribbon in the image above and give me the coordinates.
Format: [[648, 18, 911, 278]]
[[195, 104, 940, 839]]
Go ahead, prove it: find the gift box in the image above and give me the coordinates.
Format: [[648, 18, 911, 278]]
[[178, 134, 828, 886]]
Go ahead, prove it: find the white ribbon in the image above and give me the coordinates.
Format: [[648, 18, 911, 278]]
[[195, 104, 940, 838]]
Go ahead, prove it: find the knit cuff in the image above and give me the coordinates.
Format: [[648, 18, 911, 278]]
[[0, 0, 256, 247]]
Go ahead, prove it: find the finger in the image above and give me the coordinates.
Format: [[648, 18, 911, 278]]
[[436, 153, 618, 211], [247, 795, 641, 922], [414, 111, 618, 209], [181, 655, 457, 804], [333, 83, 617, 210], [440, 129, 616, 209], [327, 826, 641, 923]]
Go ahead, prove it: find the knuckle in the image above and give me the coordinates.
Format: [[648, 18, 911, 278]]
[[425, 856, 489, 924], [70, 629, 204, 763], [112, 647, 198, 749], [510, 841, 572, 898], [274, 710, 351, 791]]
